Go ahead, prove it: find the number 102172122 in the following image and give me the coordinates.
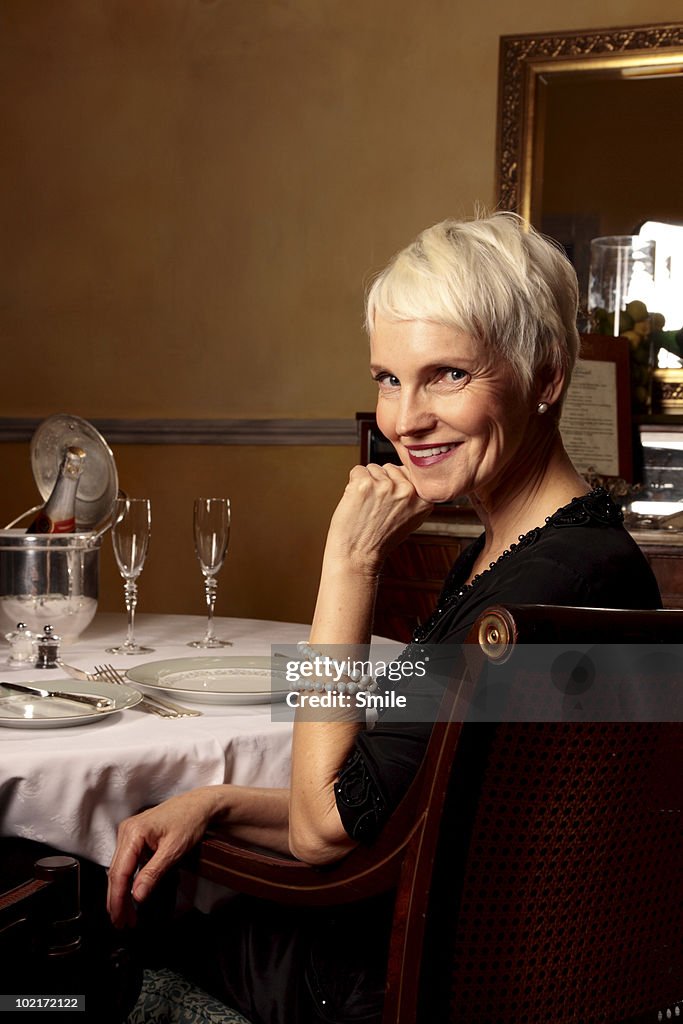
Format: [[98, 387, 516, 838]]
[[1, 996, 84, 1011]]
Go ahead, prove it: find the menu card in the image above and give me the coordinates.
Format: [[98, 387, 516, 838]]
[[560, 358, 620, 476]]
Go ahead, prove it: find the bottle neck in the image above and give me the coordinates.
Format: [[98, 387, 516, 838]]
[[27, 447, 85, 534]]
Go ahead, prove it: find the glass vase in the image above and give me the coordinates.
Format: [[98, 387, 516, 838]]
[[588, 235, 656, 413]]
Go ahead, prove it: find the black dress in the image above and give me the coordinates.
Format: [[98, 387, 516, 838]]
[[336, 487, 662, 843], [171, 489, 662, 1023]]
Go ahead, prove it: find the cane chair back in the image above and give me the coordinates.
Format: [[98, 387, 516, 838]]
[[190, 605, 683, 1024]]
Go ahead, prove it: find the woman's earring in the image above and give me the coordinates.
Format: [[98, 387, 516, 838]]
[[537, 401, 549, 415]]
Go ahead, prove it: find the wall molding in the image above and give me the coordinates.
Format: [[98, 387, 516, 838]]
[[0, 417, 359, 446]]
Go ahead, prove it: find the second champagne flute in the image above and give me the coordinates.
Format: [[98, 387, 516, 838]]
[[188, 497, 232, 648], [106, 497, 154, 655]]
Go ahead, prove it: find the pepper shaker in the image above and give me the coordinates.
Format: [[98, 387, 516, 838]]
[[35, 624, 61, 669]]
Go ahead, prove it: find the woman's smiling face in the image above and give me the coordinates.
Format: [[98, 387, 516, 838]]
[[370, 316, 536, 505]]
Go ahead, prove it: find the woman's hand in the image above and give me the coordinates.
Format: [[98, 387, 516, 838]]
[[325, 463, 433, 573], [107, 788, 218, 928]]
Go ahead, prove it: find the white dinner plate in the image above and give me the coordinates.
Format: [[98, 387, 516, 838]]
[[0, 678, 142, 728], [125, 656, 291, 704]]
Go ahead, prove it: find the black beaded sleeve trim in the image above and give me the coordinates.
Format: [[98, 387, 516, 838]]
[[412, 487, 620, 643], [334, 748, 387, 843], [548, 486, 622, 528]]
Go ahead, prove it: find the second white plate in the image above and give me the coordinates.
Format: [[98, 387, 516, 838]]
[[126, 656, 291, 704]]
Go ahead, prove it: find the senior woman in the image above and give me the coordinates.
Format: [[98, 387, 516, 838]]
[[109, 213, 660, 1022]]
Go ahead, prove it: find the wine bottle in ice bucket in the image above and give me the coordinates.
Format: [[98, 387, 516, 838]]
[[26, 446, 86, 534]]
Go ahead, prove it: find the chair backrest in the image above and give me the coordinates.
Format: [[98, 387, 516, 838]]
[[193, 605, 683, 1024], [387, 604, 683, 1024]]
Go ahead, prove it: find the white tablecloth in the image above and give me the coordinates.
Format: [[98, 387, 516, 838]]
[[0, 613, 307, 866]]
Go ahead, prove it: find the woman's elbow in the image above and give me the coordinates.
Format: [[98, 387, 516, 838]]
[[288, 816, 354, 866]]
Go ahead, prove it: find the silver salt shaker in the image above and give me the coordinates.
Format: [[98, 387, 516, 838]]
[[5, 622, 35, 664]]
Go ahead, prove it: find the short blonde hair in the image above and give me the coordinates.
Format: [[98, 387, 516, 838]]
[[365, 212, 580, 396]]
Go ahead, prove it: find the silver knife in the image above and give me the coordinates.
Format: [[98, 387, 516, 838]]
[[0, 681, 114, 711]]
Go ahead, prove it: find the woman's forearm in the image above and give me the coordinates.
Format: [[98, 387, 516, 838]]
[[310, 552, 379, 642], [107, 784, 292, 926], [209, 784, 292, 854]]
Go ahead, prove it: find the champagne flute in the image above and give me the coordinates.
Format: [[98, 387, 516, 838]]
[[106, 497, 154, 655], [188, 498, 232, 648]]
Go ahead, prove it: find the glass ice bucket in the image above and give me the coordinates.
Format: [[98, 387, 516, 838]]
[[0, 529, 100, 643]]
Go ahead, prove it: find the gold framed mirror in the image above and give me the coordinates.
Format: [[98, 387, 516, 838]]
[[496, 23, 683, 297]]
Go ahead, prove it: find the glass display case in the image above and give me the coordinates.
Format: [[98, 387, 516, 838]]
[[626, 424, 683, 528], [639, 425, 683, 504]]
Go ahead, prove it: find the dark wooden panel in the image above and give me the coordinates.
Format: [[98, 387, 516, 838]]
[[376, 534, 466, 643], [0, 417, 358, 446], [375, 530, 683, 643], [640, 546, 683, 609]]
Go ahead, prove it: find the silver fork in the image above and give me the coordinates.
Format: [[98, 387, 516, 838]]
[[94, 664, 201, 718], [59, 661, 177, 718]]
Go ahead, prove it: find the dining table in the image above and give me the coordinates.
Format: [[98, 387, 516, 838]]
[[0, 612, 312, 870]]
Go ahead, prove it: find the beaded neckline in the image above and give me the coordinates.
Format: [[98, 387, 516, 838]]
[[412, 487, 622, 643]]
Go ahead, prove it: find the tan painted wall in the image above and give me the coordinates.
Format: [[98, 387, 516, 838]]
[[2, 0, 681, 624]]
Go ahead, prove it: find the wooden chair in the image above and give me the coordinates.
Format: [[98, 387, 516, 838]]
[[0, 851, 141, 1022], [170, 605, 683, 1022], [0, 854, 82, 980]]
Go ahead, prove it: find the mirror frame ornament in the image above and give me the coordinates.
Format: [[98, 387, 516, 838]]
[[496, 22, 683, 219]]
